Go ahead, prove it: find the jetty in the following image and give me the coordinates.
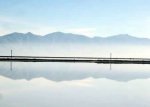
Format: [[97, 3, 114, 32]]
[[0, 56, 150, 64]]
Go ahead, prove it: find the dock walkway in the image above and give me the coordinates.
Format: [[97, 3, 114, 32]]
[[0, 56, 150, 64]]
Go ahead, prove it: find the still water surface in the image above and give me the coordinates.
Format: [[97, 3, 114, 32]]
[[0, 62, 150, 107]]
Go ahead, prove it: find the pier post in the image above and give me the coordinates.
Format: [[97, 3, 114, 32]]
[[10, 50, 13, 71], [109, 53, 112, 70], [110, 53, 112, 58], [11, 50, 13, 58], [110, 53, 112, 62]]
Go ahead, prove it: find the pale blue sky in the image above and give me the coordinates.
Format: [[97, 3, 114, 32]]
[[0, 0, 150, 37]]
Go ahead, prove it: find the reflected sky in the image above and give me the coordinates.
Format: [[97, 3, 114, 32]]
[[0, 76, 150, 107]]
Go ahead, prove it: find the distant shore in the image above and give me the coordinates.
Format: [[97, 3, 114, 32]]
[[0, 56, 150, 64]]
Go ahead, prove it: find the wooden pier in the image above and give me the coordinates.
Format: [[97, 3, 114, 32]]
[[0, 56, 150, 64]]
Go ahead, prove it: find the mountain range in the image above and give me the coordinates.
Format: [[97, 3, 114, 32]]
[[0, 32, 150, 45]]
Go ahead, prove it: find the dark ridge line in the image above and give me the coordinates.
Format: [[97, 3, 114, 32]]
[[0, 56, 150, 59], [0, 56, 150, 64]]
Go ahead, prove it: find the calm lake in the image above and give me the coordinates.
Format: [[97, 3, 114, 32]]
[[0, 62, 150, 107]]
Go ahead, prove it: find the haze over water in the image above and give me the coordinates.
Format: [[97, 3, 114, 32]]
[[0, 45, 150, 107], [0, 44, 150, 58]]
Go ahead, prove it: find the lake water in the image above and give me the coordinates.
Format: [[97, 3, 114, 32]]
[[0, 62, 150, 107]]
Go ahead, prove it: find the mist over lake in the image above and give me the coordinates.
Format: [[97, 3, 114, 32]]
[[0, 33, 150, 107], [1, 44, 150, 58]]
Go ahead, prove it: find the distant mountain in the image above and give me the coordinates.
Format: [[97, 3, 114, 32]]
[[43, 32, 91, 43], [104, 34, 150, 44], [0, 32, 41, 44], [0, 32, 150, 45]]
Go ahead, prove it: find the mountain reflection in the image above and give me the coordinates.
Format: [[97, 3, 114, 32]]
[[0, 93, 2, 100], [0, 62, 150, 82]]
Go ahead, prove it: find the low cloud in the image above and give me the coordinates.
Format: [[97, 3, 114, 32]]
[[0, 16, 58, 36], [63, 28, 97, 37]]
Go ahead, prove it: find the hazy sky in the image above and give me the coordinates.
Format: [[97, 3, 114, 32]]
[[0, 0, 150, 37]]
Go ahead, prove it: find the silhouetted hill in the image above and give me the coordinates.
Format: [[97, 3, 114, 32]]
[[0, 32, 150, 45]]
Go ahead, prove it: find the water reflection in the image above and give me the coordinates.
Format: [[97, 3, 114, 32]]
[[0, 93, 2, 100], [0, 62, 150, 82], [0, 76, 150, 107], [0, 62, 150, 107]]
